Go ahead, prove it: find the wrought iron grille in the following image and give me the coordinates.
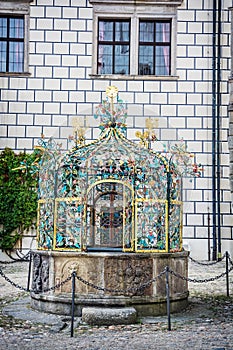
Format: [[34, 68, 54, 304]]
[[36, 87, 200, 253]]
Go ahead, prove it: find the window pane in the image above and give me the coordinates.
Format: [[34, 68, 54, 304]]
[[139, 22, 154, 42], [10, 18, 24, 39], [0, 16, 25, 73], [115, 22, 129, 42], [0, 17, 7, 37], [0, 41, 6, 72], [138, 46, 154, 75], [156, 22, 170, 43], [98, 20, 130, 75], [98, 45, 113, 74], [139, 20, 171, 76], [155, 46, 170, 75], [9, 42, 24, 72], [115, 45, 129, 74], [99, 21, 113, 41]]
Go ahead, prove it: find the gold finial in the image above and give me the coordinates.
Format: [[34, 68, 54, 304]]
[[72, 117, 88, 147], [106, 86, 118, 114], [106, 85, 118, 99], [145, 117, 158, 132], [135, 117, 158, 149]]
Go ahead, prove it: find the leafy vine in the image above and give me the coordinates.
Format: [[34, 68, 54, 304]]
[[0, 148, 41, 250]]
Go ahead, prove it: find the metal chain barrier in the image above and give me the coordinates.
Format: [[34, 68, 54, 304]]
[[188, 252, 226, 266], [0, 266, 29, 292], [35, 275, 73, 293], [0, 251, 232, 295], [1, 251, 232, 338], [0, 251, 31, 265], [0, 265, 73, 293], [228, 254, 233, 266], [5, 249, 31, 262], [169, 264, 233, 283], [0, 265, 166, 294], [75, 268, 167, 294]]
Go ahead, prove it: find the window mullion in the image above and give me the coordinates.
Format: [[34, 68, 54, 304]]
[[131, 16, 138, 75], [6, 17, 9, 72], [113, 21, 115, 74], [154, 21, 156, 76]]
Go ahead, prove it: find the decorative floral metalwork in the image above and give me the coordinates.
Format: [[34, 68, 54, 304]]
[[71, 117, 88, 148], [94, 86, 127, 134], [37, 200, 54, 249], [136, 200, 167, 252], [54, 198, 83, 249], [35, 87, 202, 253]]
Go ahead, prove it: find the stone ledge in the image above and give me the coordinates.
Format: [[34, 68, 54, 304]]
[[82, 307, 137, 326]]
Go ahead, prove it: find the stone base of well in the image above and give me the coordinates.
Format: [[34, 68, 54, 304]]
[[30, 250, 189, 319]]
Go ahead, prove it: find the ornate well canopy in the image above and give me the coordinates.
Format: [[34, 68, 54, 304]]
[[36, 87, 200, 253]]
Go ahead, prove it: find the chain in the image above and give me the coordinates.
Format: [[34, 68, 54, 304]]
[[75, 268, 167, 294], [0, 266, 28, 292], [33, 275, 73, 293], [228, 255, 233, 267], [1, 255, 232, 294], [0, 265, 167, 294], [189, 253, 226, 266], [0, 251, 31, 265], [0, 266, 72, 293], [169, 264, 233, 283]]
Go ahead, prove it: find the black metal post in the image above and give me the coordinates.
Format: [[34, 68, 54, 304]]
[[226, 251, 229, 297], [70, 271, 76, 337], [166, 266, 171, 331], [27, 251, 32, 292], [207, 209, 211, 261], [167, 160, 171, 252]]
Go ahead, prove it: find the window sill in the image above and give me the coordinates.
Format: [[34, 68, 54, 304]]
[[89, 74, 179, 81], [0, 72, 31, 77]]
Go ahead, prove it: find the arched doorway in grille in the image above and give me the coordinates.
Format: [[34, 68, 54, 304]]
[[86, 180, 133, 251]]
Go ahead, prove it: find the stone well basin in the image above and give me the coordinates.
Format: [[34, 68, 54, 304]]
[[30, 250, 189, 317]]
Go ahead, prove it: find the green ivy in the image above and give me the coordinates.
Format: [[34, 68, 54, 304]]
[[0, 148, 41, 250]]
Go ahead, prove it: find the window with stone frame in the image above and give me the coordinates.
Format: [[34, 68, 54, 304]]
[[0, 0, 31, 75], [90, 0, 183, 79]]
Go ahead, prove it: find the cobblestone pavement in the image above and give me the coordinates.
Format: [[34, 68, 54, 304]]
[[0, 255, 233, 350]]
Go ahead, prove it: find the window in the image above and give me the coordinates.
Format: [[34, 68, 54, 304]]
[[98, 20, 130, 75], [0, 0, 31, 75], [97, 18, 171, 76], [90, 0, 183, 79], [0, 16, 24, 73], [139, 20, 171, 76]]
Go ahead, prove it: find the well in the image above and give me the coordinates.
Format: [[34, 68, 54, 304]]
[[31, 250, 188, 317], [31, 86, 199, 320]]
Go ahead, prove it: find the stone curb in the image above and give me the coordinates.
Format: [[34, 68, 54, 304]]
[[82, 306, 137, 326]]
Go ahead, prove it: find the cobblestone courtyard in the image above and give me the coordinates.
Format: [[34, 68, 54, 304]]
[[0, 255, 232, 350]]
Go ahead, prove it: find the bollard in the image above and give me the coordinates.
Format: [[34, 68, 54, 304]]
[[27, 251, 32, 292], [226, 251, 229, 297], [70, 271, 76, 338], [166, 266, 171, 331]]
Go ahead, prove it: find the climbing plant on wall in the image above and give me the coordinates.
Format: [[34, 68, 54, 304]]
[[0, 148, 41, 250]]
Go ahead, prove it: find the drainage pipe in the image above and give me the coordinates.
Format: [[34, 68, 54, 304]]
[[212, 0, 217, 261], [216, 0, 222, 259]]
